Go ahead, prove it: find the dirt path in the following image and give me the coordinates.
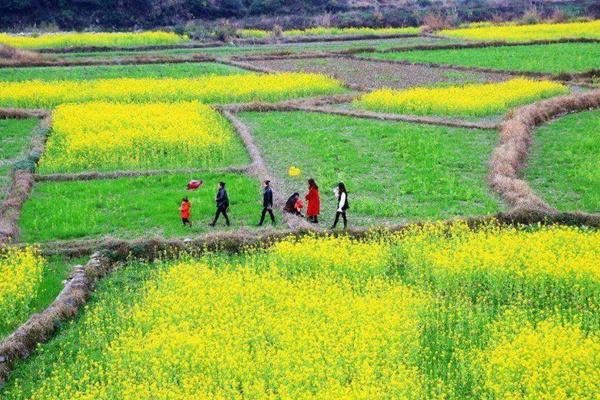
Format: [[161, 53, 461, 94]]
[[219, 109, 316, 231]]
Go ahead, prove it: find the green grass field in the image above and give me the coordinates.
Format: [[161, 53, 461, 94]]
[[525, 109, 600, 213], [0, 118, 38, 199], [19, 173, 276, 242], [0, 118, 38, 161], [53, 37, 465, 59], [0, 62, 247, 82], [361, 42, 600, 73], [239, 111, 503, 224]]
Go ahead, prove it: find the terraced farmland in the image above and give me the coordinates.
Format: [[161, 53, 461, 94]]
[[0, 19, 599, 400]]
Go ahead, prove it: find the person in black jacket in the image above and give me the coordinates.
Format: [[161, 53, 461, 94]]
[[258, 180, 276, 226], [210, 181, 230, 227]]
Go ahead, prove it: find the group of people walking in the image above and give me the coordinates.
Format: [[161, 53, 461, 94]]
[[180, 178, 349, 230], [280, 178, 349, 229]]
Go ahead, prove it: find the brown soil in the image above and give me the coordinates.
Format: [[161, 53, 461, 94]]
[[243, 56, 513, 91]]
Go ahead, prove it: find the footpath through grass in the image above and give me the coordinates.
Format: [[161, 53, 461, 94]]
[[19, 173, 275, 243], [239, 111, 503, 224], [0, 62, 247, 82], [362, 42, 600, 74], [525, 109, 600, 214]]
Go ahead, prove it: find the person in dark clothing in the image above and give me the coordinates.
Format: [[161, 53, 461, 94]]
[[331, 182, 349, 230], [258, 180, 276, 226], [210, 181, 230, 227], [284, 192, 304, 217]]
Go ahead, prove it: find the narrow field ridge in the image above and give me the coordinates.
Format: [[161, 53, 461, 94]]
[[489, 89, 600, 213], [294, 105, 501, 129], [34, 166, 250, 182], [32, 210, 600, 258], [0, 253, 113, 386], [0, 114, 51, 244], [0, 54, 217, 69], [219, 109, 316, 230]]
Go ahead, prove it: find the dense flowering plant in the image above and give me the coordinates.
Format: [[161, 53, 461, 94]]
[[0, 31, 187, 49], [353, 79, 569, 116]]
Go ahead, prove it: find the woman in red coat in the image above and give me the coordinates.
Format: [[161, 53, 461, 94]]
[[305, 178, 320, 224]]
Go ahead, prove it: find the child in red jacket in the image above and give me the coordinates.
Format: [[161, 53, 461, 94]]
[[180, 197, 192, 226]]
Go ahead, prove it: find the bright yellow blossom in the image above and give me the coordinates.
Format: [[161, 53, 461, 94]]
[[441, 19, 600, 42], [395, 221, 600, 281], [0, 73, 345, 108], [0, 246, 45, 334], [0, 31, 187, 49], [38, 101, 237, 173], [353, 78, 569, 116], [472, 313, 600, 399], [23, 261, 429, 399]]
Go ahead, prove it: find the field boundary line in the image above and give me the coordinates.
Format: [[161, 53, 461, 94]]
[[379, 37, 600, 53], [231, 52, 336, 62], [0, 113, 51, 245], [223, 93, 361, 112], [349, 54, 600, 84], [34, 166, 250, 183], [489, 89, 600, 214], [284, 105, 500, 130], [345, 54, 550, 78], [0, 108, 49, 119], [215, 58, 279, 74], [34, 33, 426, 55], [223, 97, 498, 129], [0, 252, 114, 387], [0, 54, 218, 69], [30, 210, 600, 258]]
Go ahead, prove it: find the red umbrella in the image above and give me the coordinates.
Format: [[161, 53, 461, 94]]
[[187, 180, 203, 190]]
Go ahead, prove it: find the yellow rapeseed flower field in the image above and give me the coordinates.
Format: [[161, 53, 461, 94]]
[[270, 235, 391, 279], [472, 312, 600, 399], [0, 246, 45, 333], [3, 228, 599, 398], [0, 31, 187, 49], [0, 73, 344, 108], [353, 78, 569, 116], [20, 261, 429, 399], [38, 101, 237, 173], [395, 221, 600, 281], [238, 29, 271, 39], [440, 19, 600, 41]]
